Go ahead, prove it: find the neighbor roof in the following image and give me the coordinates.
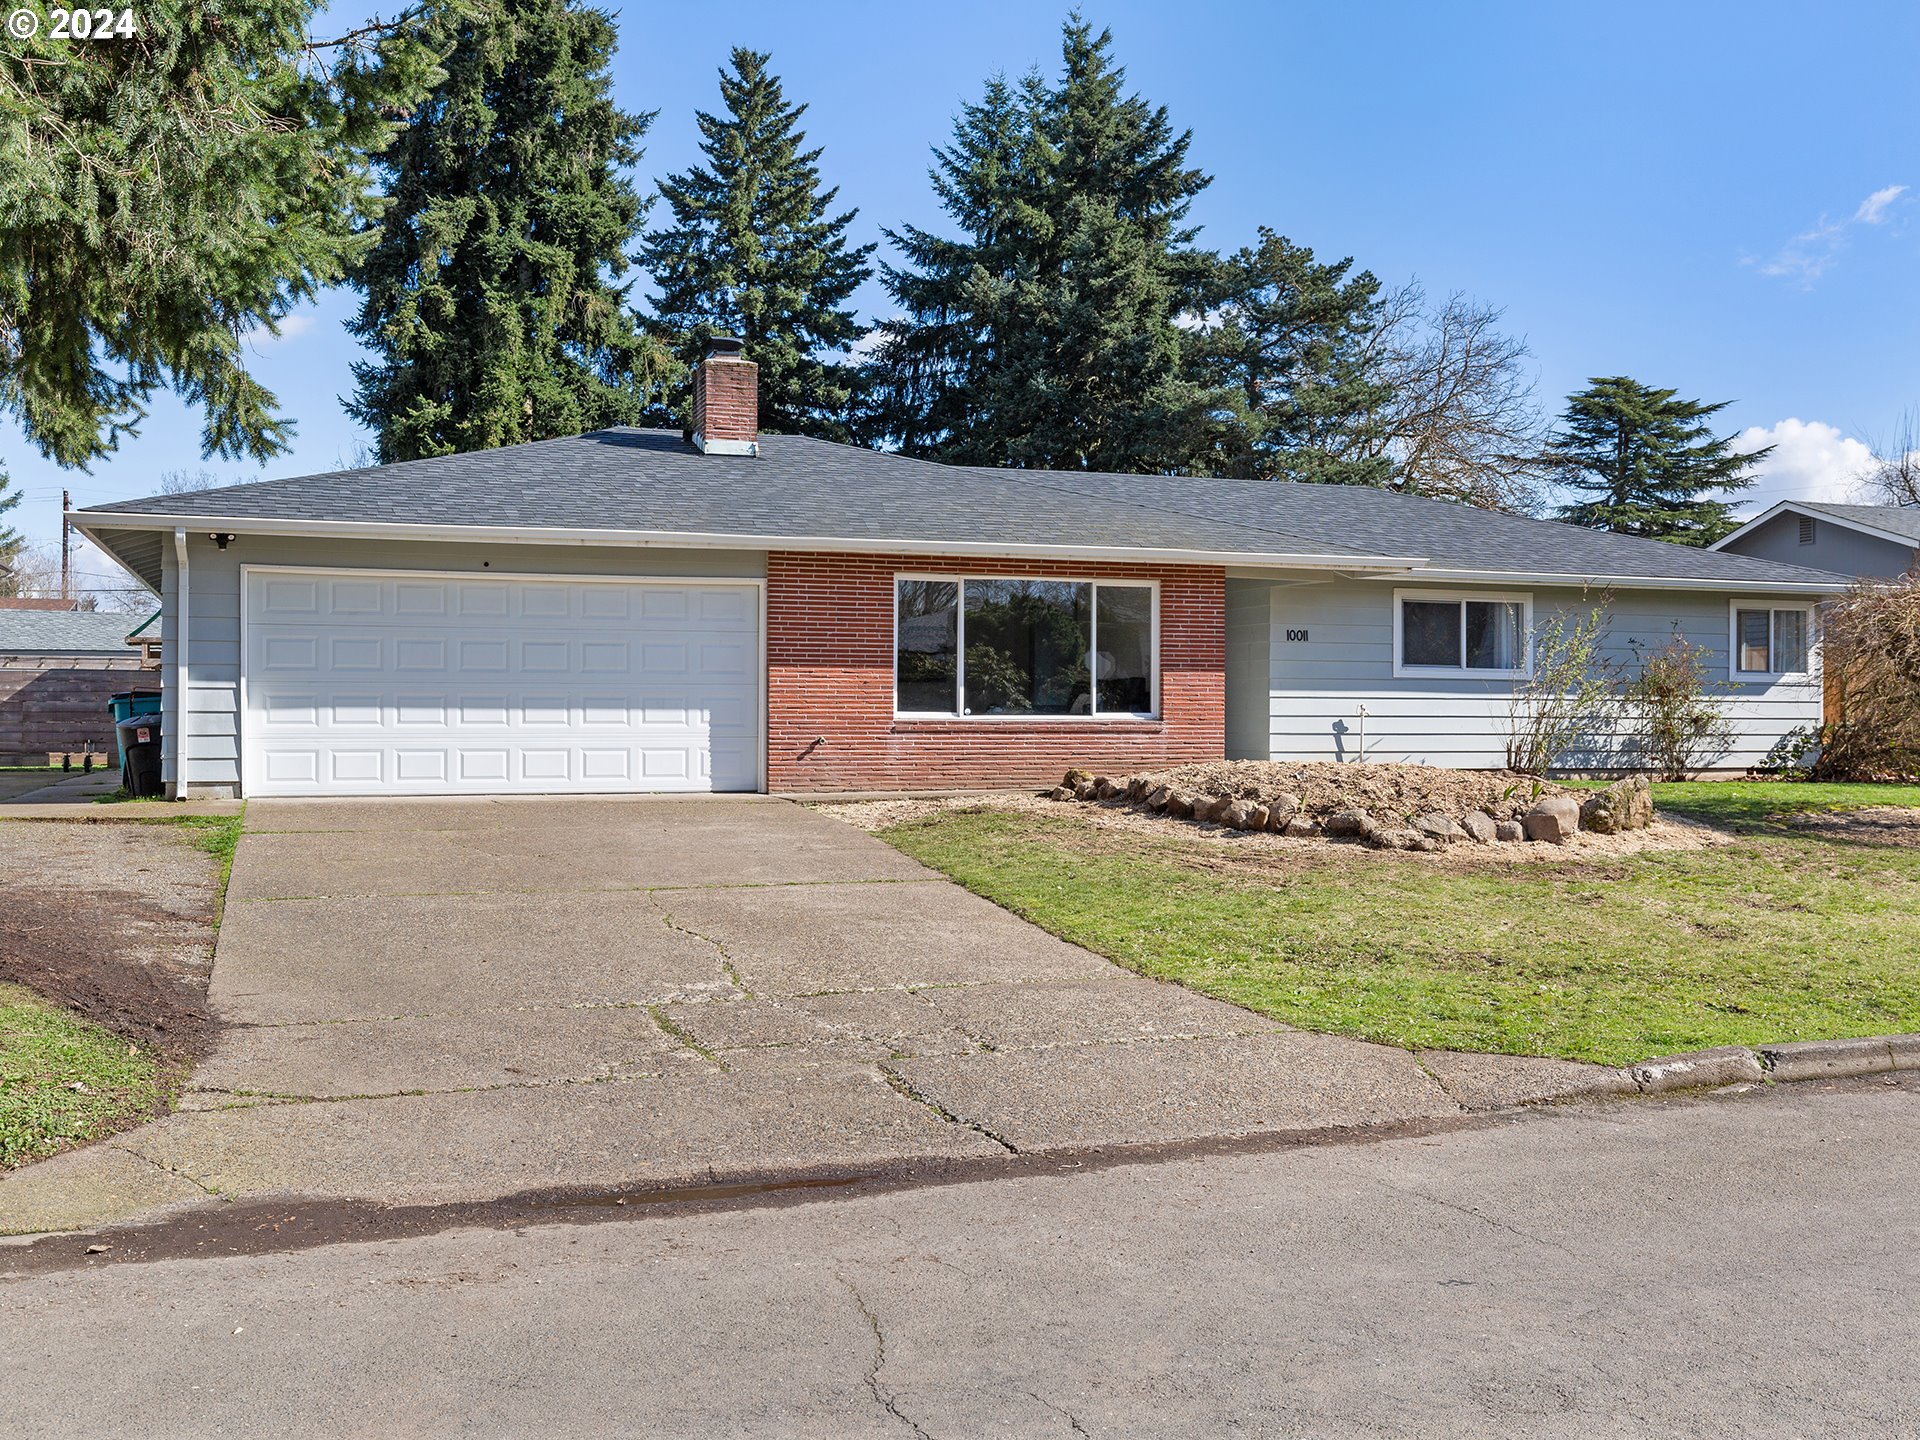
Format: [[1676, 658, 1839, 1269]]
[[0, 608, 151, 655], [1709, 499, 1920, 554], [1793, 501, 1920, 545], [78, 428, 1849, 592]]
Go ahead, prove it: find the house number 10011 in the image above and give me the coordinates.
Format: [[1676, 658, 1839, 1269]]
[[1285, 628, 1309, 642]]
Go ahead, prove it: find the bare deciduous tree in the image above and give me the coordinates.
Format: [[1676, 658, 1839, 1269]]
[[1352, 282, 1550, 513], [1865, 410, 1920, 507]]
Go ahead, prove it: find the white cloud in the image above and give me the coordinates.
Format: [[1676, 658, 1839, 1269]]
[[1750, 184, 1908, 285], [1854, 184, 1906, 224], [243, 312, 316, 351], [1731, 418, 1877, 511]]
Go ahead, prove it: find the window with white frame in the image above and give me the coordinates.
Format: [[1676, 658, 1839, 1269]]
[[1732, 604, 1812, 677], [1393, 590, 1531, 677], [894, 576, 1156, 717]]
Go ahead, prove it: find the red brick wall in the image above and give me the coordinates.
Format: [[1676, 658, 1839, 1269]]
[[767, 552, 1225, 792]]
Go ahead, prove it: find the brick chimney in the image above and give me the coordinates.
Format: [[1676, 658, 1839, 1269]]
[[690, 335, 759, 456]]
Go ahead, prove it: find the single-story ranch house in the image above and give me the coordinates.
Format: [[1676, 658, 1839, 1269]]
[[74, 344, 1850, 799]]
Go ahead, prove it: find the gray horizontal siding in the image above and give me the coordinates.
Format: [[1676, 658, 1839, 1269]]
[[1254, 576, 1823, 771], [176, 534, 767, 796], [1721, 511, 1915, 581]]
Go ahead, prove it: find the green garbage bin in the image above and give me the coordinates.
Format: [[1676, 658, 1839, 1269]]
[[107, 690, 161, 771]]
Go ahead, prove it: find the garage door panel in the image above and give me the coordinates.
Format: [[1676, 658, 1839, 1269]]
[[245, 571, 761, 796]]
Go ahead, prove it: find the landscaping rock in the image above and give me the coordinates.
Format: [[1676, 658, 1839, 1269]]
[[1284, 816, 1322, 838], [1263, 792, 1302, 830], [1072, 780, 1098, 801], [1127, 776, 1154, 802], [1046, 786, 1075, 801], [1222, 800, 1267, 830], [1163, 792, 1195, 820], [1323, 809, 1374, 838], [1523, 796, 1581, 844], [1580, 775, 1658, 834], [1094, 776, 1124, 801], [1493, 819, 1525, 842], [1460, 810, 1498, 844], [1365, 826, 1422, 851], [1063, 768, 1093, 788], [1144, 784, 1173, 812], [1191, 795, 1229, 823], [1412, 812, 1469, 845]]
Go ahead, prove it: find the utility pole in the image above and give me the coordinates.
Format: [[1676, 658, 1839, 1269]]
[[60, 488, 72, 603]]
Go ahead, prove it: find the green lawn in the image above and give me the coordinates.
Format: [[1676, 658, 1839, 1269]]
[[0, 983, 161, 1168], [1607, 780, 1920, 830], [879, 783, 1920, 1066]]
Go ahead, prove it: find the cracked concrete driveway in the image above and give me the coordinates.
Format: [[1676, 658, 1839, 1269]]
[[1, 794, 1616, 1235]]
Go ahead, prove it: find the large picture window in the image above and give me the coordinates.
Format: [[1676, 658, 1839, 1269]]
[[1393, 590, 1531, 677], [1732, 604, 1812, 677], [894, 576, 1157, 717]]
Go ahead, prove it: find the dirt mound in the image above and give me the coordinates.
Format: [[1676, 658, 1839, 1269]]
[[1138, 761, 1580, 823]]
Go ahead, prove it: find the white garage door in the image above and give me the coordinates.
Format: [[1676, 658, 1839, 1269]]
[[242, 568, 761, 796]]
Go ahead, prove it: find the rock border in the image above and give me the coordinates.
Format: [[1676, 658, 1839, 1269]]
[[1047, 768, 1657, 849]]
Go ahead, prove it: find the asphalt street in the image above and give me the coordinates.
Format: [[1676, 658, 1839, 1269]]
[[3, 1075, 1916, 1438]]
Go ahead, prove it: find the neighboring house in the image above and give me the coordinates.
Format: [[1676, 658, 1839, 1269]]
[[1711, 501, 1920, 582], [0, 604, 154, 764], [73, 344, 1849, 799]]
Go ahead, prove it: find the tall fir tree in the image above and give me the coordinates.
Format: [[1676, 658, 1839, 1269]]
[[640, 49, 873, 439], [347, 0, 666, 462], [1549, 377, 1765, 545], [1188, 231, 1393, 484], [863, 17, 1216, 471], [0, 1, 446, 468]]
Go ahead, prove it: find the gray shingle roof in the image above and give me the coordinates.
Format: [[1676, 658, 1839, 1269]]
[[0, 609, 150, 655], [1798, 501, 1920, 544], [80, 428, 1847, 588]]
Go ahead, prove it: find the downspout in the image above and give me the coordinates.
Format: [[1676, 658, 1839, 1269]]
[[173, 527, 190, 800]]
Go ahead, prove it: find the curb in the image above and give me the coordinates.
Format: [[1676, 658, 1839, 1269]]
[[1624, 1033, 1919, 1095]]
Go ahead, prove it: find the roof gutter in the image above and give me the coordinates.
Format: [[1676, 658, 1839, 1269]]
[[1357, 566, 1852, 595], [73, 513, 1427, 573]]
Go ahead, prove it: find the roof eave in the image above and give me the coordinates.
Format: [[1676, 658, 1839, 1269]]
[[1361, 565, 1851, 594], [72, 513, 1427, 573]]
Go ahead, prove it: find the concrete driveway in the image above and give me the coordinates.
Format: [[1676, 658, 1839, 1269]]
[[1, 796, 1616, 1233]]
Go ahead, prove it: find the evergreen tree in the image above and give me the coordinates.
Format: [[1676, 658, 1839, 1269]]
[[863, 17, 1216, 471], [640, 49, 873, 438], [0, 2, 446, 467], [1549, 377, 1765, 545], [1188, 231, 1392, 484], [0, 464, 21, 571], [347, 0, 666, 461]]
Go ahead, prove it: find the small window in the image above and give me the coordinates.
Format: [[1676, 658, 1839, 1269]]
[[1797, 515, 1816, 545], [1733, 605, 1813, 676], [1395, 592, 1530, 676], [895, 577, 1157, 717]]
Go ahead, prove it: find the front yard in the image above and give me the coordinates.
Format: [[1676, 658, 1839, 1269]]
[[0, 814, 235, 1168], [874, 782, 1920, 1067]]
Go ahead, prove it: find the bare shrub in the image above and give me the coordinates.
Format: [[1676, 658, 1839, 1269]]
[[1624, 632, 1735, 780], [1816, 574, 1920, 780], [1506, 595, 1618, 775]]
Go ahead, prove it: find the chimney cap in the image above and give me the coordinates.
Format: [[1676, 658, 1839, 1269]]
[[704, 335, 747, 361]]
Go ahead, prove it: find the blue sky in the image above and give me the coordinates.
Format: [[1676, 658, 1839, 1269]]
[[17, 0, 1918, 591]]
